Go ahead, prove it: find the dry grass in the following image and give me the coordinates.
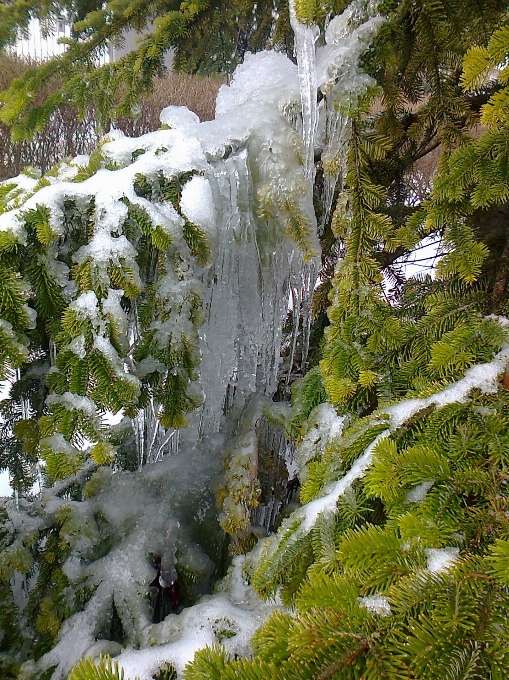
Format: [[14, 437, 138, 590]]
[[118, 73, 223, 136], [0, 53, 223, 180]]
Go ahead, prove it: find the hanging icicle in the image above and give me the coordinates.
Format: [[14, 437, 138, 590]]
[[317, 2, 386, 230], [289, 0, 320, 184]]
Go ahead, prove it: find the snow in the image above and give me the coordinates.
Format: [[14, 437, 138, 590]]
[[159, 105, 201, 130], [358, 595, 391, 616], [114, 554, 280, 679], [46, 391, 98, 418], [102, 288, 128, 338], [70, 290, 100, 322], [180, 175, 217, 237], [269, 338, 509, 558], [17, 447, 224, 679], [215, 51, 300, 117], [426, 547, 459, 574], [300, 431, 389, 532], [386, 343, 509, 429], [296, 403, 346, 479], [0, 319, 29, 360], [23, 304, 37, 329], [406, 481, 434, 503]]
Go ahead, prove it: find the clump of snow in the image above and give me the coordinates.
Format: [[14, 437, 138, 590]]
[[23, 305, 37, 329], [406, 481, 434, 503], [358, 595, 391, 617], [62, 556, 83, 581], [46, 392, 98, 418], [159, 105, 200, 130], [296, 403, 346, 480], [215, 51, 300, 117], [67, 335, 86, 359], [426, 547, 460, 574], [0, 319, 29, 359], [70, 291, 100, 324], [135, 356, 167, 378], [180, 176, 217, 238], [102, 288, 128, 339]]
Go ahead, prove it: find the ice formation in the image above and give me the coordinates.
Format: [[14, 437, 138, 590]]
[[316, 2, 385, 229], [289, 0, 320, 182], [287, 0, 385, 232]]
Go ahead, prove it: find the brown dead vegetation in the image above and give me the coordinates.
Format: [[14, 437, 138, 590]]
[[0, 53, 223, 180]]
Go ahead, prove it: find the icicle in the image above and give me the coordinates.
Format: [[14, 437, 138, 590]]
[[133, 408, 145, 470], [286, 258, 318, 381], [191, 147, 302, 443], [251, 415, 297, 533], [299, 260, 317, 369], [289, 0, 319, 183], [316, 1, 385, 231], [320, 111, 350, 232], [49, 338, 57, 366]]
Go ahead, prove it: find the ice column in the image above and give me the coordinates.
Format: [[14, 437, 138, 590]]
[[189, 149, 299, 443], [287, 1, 323, 376], [289, 0, 320, 183]]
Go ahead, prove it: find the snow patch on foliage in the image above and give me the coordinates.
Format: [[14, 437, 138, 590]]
[[301, 431, 388, 532], [387, 344, 509, 428], [406, 481, 434, 503], [426, 547, 460, 574], [180, 175, 217, 237], [358, 595, 391, 617], [283, 341, 509, 541], [296, 403, 346, 481]]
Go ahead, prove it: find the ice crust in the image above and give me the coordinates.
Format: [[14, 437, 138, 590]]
[[14, 449, 222, 680]]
